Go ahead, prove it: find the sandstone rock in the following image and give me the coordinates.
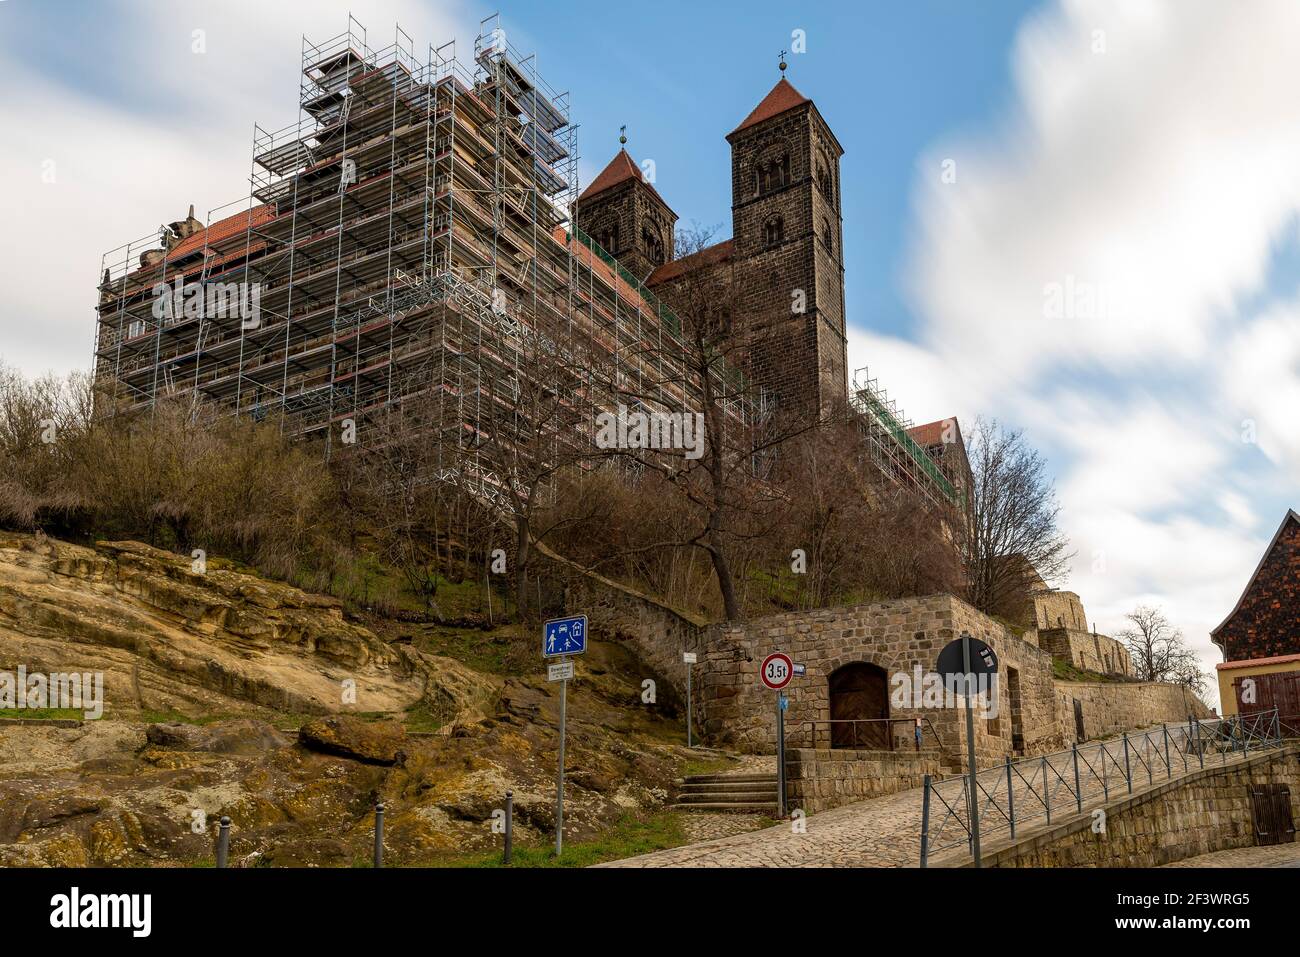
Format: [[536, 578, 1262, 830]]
[[145, 720, 291, 754], [299, 716, 407, 765]]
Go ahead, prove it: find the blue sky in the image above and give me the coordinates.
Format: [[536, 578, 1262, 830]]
[[1, 1, 1297, 706]]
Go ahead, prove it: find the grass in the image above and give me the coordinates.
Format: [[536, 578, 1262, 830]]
[[1052, 658, 1124, 683], [0, 707, 84, 721], [680, 754, 741, 778], [428, 810, 689, 868]]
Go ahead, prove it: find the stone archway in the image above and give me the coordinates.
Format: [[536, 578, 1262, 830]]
[[828, 662, 890, 749]]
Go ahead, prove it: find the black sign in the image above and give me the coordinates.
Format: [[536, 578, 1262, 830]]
[[936, 634, 998, 682]]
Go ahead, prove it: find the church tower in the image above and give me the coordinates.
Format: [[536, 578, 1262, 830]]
[[573, 147, 677, 283], [726, 73, 846, 415]]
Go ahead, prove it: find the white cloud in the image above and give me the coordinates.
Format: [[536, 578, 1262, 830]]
[[863, 0, 1300, 709], [0, 0, 479, 376]]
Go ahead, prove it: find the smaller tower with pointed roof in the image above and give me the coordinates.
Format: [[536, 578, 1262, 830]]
[[573, 144, 677, 282]]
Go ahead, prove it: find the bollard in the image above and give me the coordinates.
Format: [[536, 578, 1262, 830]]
[[504, 791, 513, 866], [216, 816, 231, 868], [373, 802, 385, 868]]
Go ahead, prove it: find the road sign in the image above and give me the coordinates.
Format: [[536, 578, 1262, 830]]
[[682, 652, 697, 664], [543, 615, 587, 658], [792, 663, 806, 677], [760, 652, 793, 691], [548, 661, 574, 682], [936, 636, 997, 681]]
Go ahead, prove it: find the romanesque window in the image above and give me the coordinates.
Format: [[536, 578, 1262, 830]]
[[817, 159, 834, 204], [599, 223, 619, 253], [756, 152, 791, 196], [822, 218, 834, 255], [764, 215, 784, 248], [643, 223, 665, 266]]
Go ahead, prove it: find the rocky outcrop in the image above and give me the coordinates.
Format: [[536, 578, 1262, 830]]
[[299, 716, 407, 765], [0, 534, 426, 717]]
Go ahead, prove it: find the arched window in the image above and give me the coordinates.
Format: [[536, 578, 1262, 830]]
[[643, 223, 665, 266], [822, 218, 834, 255], [817, 154, 834, 203], [763, 215, 784, 248], [599, 223, 619, 253], [755, 152, 791, 196]]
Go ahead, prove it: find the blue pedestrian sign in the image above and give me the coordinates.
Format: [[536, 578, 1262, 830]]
[[543, 615, 588, 658]]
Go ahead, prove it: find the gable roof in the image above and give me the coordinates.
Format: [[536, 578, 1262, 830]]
[[577, 149, 673, 209], [1211, 509, 1300, 650], [646, 239, 734, 286], [730, 77, 811, 137]]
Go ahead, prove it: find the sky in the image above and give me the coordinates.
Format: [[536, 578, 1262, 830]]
[[1, 0, 1297, 707]]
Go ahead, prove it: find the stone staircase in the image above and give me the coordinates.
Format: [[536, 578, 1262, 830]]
[[670, 772, 780, 813]]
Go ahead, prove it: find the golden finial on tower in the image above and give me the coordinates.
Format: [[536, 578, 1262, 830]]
[[619, 124, 627, 146], [779, 50, 787, 73]]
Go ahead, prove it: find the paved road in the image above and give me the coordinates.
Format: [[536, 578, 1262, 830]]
[[1163, 843, 1300, 868], [603, 785, 926, 868]]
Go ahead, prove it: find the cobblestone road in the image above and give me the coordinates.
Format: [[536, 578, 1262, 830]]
[[605, 786, 927, 867]]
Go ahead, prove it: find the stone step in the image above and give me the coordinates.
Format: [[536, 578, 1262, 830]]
[[683, 773, 778, 785], [675, 790, 777, 804], [668, 801, 776, 813], [678, 781, 779, 794]]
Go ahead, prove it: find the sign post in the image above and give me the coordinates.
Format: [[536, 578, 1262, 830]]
[[936, 631, 998, 868], [683, 651, 698, 747], [760, 652, 794, 818], [543, 615, 588, 857]]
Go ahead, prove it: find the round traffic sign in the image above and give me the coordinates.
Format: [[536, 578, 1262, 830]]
[[936, 634, 998, 683], [760, 652, 794, 691]]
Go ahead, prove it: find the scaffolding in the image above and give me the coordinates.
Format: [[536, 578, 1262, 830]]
[[93, 15, 765, 507], [850, 366, 959, 511]]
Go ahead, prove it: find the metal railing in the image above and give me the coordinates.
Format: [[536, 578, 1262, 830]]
[[794, 717, 945, 754], [920, 709, 1284, 867]]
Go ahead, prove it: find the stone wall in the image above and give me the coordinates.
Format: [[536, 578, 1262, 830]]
[[948, 745, 1300, 868], [1039, 628, 1132, 676], [1055, 680, 1211, 743], [1032, 589, 1088, 631], [786, 748, 941, 815], [697, 594, 1067, 766]]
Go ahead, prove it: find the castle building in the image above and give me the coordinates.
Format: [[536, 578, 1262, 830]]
[[576, 75, 848, 418]]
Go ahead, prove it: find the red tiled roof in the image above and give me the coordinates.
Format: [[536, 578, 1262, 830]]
[[730, 77, 811, 136], [578, 149, 646, 202], [1216, 652, 1300, 671], [646, 239, 734, 286], [167, 205, 277, 263], [906, 418, 959, 448]]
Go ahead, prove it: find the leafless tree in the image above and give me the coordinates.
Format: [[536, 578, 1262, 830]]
[[962, 417, 1072, 618], [1117, 605, 1210, 697]]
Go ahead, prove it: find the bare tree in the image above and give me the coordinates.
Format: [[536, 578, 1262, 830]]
[[590, 225, 823, 620], [1117, 605, 1210, 696], [962, 417, 1072, 618]]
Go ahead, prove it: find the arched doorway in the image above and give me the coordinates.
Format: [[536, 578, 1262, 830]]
[[829, 662, 890, 749]]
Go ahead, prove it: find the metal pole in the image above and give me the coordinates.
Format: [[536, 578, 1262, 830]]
[[1005, 756, 1015, 840], [373, 802, 385, 868], [504, 791, 513, 865], [776, 692, 787, 818], [1072, 744, 1082, 813], [1162, 724, 1170, 778], [920, 775, 931, 868], [1123, 733, 1132, 794], [1193, 715, 1204, 770], [556, 662, 566, 856], [1042, 755, 1051, 825], [961, 633, 981, 867], [216, 816, 230, 868], [686, 661, 692, 749], [1102, 742, 1109, 800]]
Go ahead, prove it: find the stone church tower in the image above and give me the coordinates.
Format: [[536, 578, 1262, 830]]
[[726, 75, 847, 413], [572, 148, 677, 282]]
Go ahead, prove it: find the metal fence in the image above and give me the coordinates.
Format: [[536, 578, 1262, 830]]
[[920, 709, 1284, 867]]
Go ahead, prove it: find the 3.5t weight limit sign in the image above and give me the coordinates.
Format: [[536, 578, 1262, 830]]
[[760, 652, 793, 691]]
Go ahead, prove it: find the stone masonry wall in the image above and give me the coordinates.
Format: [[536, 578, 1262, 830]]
[[1055, 680, 1211, 743], [1039, 628, 1132, 675], [698, 594, 1067, 765], [956, 746, 1300, 868], [786, 748, 941, 815]]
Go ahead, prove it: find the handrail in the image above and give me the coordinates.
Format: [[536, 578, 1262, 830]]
[[795, 716, 945, 754]]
